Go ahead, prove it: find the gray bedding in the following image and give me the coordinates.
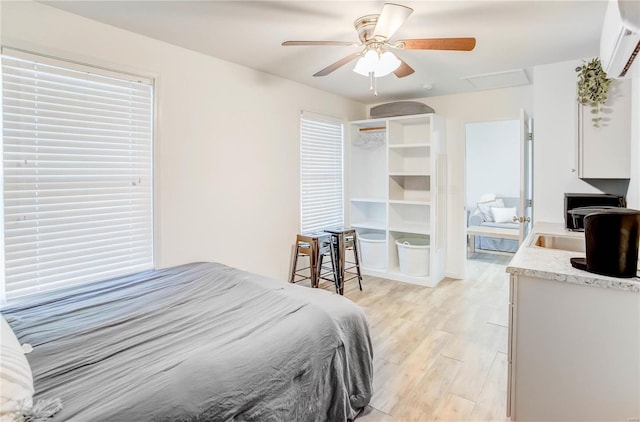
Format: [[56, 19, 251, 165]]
[[2, 262, 373, 421]]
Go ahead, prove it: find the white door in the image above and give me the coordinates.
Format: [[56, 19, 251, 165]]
[[517, 109, 533, 243]]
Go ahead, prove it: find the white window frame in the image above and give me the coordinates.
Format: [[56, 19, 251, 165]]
[[299, 110, 344, 234], [1, 47, 156, 304]]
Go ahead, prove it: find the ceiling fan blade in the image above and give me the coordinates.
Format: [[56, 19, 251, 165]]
[[395, 37, 476, 51], [373, 3, 413, 40], [393, 59, 415, 78], [282, 41, 358, 47], [313, 52, 362, 77]]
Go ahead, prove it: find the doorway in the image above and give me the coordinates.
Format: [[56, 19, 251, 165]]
[[464, 113, 533, 261]]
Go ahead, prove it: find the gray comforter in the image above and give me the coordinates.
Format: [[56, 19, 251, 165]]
[[2, 262, 373, 421]]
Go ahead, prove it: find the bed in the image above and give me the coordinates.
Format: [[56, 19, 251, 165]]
[[1, 262, 373, 421], [468, 196, 520, 253]]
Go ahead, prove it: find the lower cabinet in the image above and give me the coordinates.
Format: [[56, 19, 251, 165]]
[[508, 274, 639, 421]]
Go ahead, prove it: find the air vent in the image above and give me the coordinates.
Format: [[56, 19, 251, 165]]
[[461, 68, 530, 90]]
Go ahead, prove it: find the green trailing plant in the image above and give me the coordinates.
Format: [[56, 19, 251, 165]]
[[575, 57, 612, 128]]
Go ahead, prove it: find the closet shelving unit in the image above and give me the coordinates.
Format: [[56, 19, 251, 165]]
[[347, 113, 447, 287]]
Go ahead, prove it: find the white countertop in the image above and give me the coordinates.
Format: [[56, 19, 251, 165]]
[[506, 222, 640, 292]]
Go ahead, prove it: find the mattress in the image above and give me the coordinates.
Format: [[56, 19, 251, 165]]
[[1, 262, 373, 421]]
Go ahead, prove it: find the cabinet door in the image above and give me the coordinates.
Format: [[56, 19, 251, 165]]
[[578, 78, 631, 179], [513, 275, 640, 421], [507, 274, 517, 418]]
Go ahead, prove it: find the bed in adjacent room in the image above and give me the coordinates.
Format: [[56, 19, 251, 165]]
[[468, 196, 520, 253], [1, 262, 373, 421]]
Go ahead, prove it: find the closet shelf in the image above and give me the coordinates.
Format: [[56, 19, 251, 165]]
[[388, 199, 431, 206], [352, 221, 386, 231], [388, 143, 430, 149], [388, 172, 430, 177], [351, 198, 386, 203]]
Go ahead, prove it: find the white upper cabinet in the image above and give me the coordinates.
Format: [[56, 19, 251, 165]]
[[577, 78, 632, 179]]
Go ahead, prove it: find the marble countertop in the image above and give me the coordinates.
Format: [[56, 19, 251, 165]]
[[506, 222, 640, 292]]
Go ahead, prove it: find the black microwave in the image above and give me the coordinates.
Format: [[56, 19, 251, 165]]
[[564, 193, 626, 231]]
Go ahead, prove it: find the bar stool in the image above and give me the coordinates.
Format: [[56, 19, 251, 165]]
[[289, 232, 336, 288], [317, 236, 340, 293], [324, 227, 363, 295]]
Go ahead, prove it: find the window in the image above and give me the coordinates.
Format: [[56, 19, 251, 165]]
[[1, 48, 154, 302], [299, 111, 344, 233]]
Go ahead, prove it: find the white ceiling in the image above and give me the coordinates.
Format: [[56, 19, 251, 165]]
[[43, 0, 609, 103]]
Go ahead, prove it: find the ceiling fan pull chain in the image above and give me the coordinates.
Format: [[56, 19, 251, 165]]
[[369, 71, 379, 96], [373, 73, 378, 96]]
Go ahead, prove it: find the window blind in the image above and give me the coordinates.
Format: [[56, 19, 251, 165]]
[[1, 50, 154, 302], [300, 112, 344, 233]]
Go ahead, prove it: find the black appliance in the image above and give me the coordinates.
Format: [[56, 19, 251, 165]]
[[564, 193, 626, 231], [570, 208, 640, 278]]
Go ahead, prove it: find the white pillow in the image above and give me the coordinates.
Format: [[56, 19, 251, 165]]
[[477, 198, 505, 222], [1, 315, 34, 420], [491, 206, 517, 224], [478, 193, 496, 202]]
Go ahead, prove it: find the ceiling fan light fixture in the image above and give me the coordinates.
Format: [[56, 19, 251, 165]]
[[353, 49, 401, 77], [377, 51, 401, 76], [353, 49, 379, 75]]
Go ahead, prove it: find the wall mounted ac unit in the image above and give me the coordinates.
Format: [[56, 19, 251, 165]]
[[600, 0, 640, 78]]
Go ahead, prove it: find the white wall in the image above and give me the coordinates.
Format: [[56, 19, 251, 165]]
[[627, 75, 640, 209], [371, 86, 534, 279], [533, 59, 638, 222], [533, 59, 604, 223], [465, 120, 520, 208], [1, 1, 367, 280], [626, 54, 640, 208]]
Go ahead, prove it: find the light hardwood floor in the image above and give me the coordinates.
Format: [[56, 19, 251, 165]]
[[324, 252, 513, 421]]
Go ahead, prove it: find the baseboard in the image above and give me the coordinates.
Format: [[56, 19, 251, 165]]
[[445, 271, 464, 280]]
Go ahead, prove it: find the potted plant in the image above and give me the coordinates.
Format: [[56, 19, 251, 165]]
[[575, 57, 612, 128]]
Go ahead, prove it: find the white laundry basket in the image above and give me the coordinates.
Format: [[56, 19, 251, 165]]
[[396, 237, 430, 276], [358, 232, 386, 269]]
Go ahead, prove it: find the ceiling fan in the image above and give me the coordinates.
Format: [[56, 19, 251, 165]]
[[282, 3, 476, 81]]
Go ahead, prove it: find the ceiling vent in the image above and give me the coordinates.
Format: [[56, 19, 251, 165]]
[[461, 68, 530, 90]]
